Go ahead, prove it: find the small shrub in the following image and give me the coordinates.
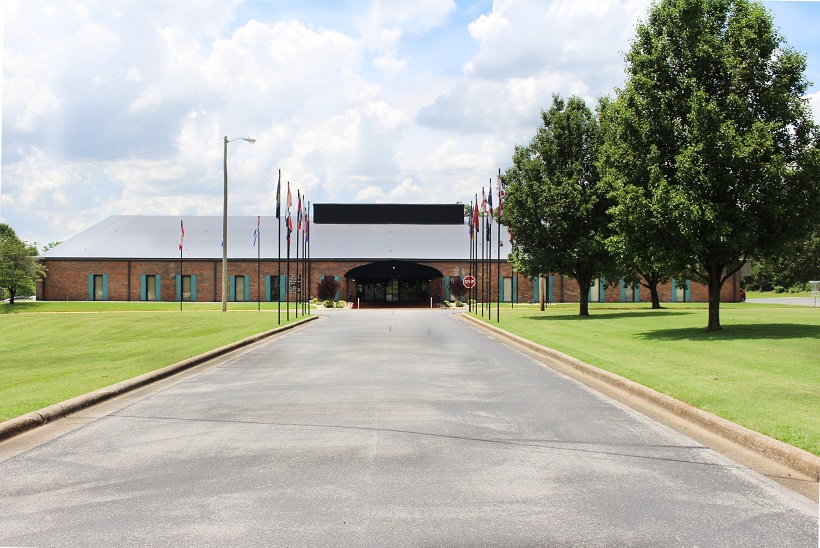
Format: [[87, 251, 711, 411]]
[[455, 300, 464, 307], [317, 277, 340, 301], [447, 277, 469, 301], [322, 299, 333, 308], [774, 285, 786, 294], [336, 300, 346, 308], [443, 300, 451, 307]]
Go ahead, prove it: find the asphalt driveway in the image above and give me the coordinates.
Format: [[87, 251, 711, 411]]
[[0, 310, 816, 546]]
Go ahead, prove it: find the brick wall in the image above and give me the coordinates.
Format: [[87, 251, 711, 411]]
[[37, 258, 741, 303]]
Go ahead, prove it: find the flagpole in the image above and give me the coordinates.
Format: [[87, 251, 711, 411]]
[[481, 186, 485, 317], [295, 196, 302, 318], [306, 200, 311, 316], [474, 195, 479, 312], [497, 170, 502, 323], [303, 198, 308, 315], [179, 219, 184, 312], [468, 201, 473, 313], [287, 235, 291, 321], [487, 178, 492, 321], [474, 218, 478, 311], [286, 181, 292, 321], [277, 171, 282, 325], [257, 215, 261, 312]]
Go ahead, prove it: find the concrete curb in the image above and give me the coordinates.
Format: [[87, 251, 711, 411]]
[[460, 313, 820, 481], [0, 315, 319, 443]]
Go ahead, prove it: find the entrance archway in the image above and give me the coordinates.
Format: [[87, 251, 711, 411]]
[[345, 260, 443, 304]]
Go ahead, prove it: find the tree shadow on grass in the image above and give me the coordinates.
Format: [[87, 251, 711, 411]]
[[636, 323, 820, 341], [523, 309, 691, 321]]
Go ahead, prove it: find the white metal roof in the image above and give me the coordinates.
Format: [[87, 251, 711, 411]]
[[40, 214, 511, 261]]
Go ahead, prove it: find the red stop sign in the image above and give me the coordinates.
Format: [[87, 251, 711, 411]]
[[463, 275, 476, 289]]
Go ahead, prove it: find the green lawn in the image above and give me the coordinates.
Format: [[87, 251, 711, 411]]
[[0, 302, 309, 421], [471, 302, 819, 455]]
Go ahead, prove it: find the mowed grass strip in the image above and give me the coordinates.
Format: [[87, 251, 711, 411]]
[[0, 303, 306, 421], [471, 303, 819, 455]]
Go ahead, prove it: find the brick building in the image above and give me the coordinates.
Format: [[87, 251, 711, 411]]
[[37, 204, 741, 305]]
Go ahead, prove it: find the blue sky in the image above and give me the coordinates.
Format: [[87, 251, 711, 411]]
[[2, 0, 818, 247]]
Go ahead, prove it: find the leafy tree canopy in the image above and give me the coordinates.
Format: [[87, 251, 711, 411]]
[[502, 94, 616, 316], [613, 0, 820, 329]]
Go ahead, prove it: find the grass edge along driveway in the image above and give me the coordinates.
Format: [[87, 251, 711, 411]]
[[0, 303, 305, 422], [470, 303, 818, 456]]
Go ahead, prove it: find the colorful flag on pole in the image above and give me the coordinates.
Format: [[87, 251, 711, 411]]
[[468, 202, 474, 239], [179, 220, 184, 251], [481, 187, 487, 214], [488, 182, 493, 217], [286, 181, 292, 246], [297, 190, 302, 232], [275, 175, 281, 220], [473, 198, 479, 233], [305, 210, 310, 242], [252, 215, 260, 246]]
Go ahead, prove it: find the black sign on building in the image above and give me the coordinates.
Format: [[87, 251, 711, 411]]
[[313, 203, 465, 225]]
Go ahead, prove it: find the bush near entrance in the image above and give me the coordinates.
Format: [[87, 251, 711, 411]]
[[317, 276, 340, 302]]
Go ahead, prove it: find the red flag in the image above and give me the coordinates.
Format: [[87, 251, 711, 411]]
[[178, 220, 184, 251], [473, 197, 479, 232], [287, 182, 292, 209], [297, 190, 302, 231]]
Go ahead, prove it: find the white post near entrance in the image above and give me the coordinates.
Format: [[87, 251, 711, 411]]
[[810, 281, 819, 307]]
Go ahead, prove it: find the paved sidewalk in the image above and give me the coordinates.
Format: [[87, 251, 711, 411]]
[[746, 296, 818, 306]]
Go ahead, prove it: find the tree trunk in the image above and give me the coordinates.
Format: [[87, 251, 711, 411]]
[[649, 283, 661, 309], [706, 265, 724, 331], [576, 275, 591, 316]]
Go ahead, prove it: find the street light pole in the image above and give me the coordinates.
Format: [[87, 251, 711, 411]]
[[222, 135, 256, 312]]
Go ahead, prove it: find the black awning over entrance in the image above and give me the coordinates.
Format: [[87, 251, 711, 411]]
[[345, 260, 444, 305], [345, 260, 443, 280]]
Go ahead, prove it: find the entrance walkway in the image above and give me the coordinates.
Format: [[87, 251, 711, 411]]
[[354, 300, 439, 309]]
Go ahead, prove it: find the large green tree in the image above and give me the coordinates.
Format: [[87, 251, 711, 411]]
[[502, 94, 615, 316], [0, 224, 46, 304], [599, 98, 689, 309], [612, 0, 820, 330]]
